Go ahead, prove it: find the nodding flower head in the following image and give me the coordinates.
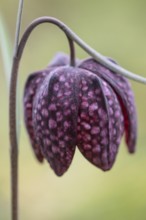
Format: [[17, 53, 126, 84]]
[[23, 53, 137, 176]]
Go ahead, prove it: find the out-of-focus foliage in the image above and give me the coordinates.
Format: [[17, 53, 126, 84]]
[[0, 13, 11, 88], [0, 0, 146, 219]]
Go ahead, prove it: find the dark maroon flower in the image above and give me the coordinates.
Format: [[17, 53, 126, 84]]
[[24, 53, 137, 176]]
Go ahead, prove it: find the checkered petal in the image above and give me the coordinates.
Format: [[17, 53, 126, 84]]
[[33, 67, 78, 176], [79, 58, 137, 153], [76, 69, 124, 170]]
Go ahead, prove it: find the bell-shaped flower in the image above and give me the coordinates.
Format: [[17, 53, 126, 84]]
[[23, 53, 137, 176]]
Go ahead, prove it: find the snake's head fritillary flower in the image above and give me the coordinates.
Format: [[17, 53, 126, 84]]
[[24, 54, 137, 176]]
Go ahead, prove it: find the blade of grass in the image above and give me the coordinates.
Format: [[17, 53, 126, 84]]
[[0, 13, 20, 141], [0, 13, 12, 88]]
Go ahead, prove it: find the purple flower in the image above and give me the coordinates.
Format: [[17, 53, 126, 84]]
[[24, 53, 137, 176]]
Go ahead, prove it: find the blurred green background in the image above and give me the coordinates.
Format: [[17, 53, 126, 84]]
[[0, 0, 146, 219]]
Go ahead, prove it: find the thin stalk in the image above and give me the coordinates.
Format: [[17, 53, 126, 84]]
[[10, 1, 23, 220], [10, 57, 19, 220], [17, 17, 146, 84]]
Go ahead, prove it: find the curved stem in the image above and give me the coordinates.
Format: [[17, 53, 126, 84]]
[[16, 17, 146, 84], [17, 17, 76, 66], [10, 1, 24, 220]]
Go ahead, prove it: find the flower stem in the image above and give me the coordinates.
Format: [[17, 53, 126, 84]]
[[17, 17, 146, 84], [10, 1, 23, 220], [10, 57, 19, 220]]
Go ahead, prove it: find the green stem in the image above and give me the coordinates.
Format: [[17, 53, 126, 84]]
[[10, 57, 19, 220], [18, 17, 146, 84], [10, 1, 23, 220], [13, 0, 24, 57]]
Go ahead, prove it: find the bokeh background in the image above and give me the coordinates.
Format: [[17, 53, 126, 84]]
[[0, 0, 146, 219]]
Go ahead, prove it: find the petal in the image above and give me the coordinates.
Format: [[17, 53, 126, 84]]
[[24, 53, 72, 162], [48, 52, 70, 67], [33, 66, 78, 176], [76, 69, 124, 171], [49, 52, 80, 67], [79, 58, 137, 153], [24, 70, 46, 162]]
